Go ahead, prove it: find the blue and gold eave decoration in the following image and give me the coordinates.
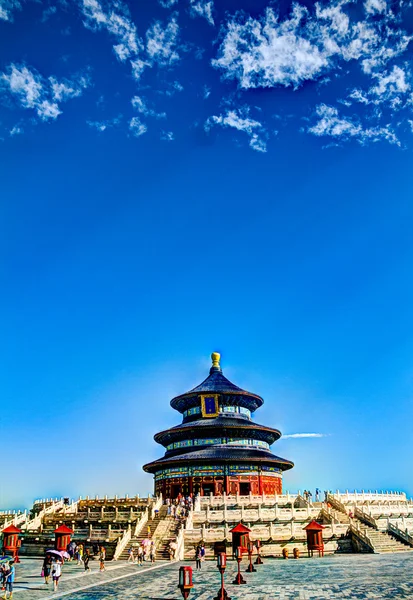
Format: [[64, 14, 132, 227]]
[[200, 394, 219, 418]]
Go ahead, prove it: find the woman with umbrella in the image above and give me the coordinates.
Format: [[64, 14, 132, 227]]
[[42, 555, 52, 585]]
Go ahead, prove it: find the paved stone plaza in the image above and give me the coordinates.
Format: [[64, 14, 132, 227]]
[[8, 552, 413, 600]]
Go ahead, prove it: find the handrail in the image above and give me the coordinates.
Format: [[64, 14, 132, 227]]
[[349, 522, 374, 551], [134, 507, 149, 537], [150, 495, 163, 519], [113, 528, 132, 560], [388, 522, 413, 547], [355, 508, 378, 529], [175, 524, 185, 560]]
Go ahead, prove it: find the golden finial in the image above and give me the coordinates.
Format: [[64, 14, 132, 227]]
[[211, 352, 221, 368]]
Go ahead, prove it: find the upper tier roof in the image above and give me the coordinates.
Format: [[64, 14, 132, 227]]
[[170, 352, 264, 413]]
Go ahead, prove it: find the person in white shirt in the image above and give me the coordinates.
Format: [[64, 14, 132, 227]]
[[52, 560, 62, 592]]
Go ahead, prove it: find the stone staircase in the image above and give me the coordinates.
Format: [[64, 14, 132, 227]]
[[156, 518, 182, 560], [118, 505, 177, 561], [328, 495, 413, 554], [359, 524, 413, 553]]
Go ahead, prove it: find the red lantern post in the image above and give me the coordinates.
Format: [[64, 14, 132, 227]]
[[255, 539, 263, 565], [245, 541, 256, 573], [303, 521, 325, 557], [178, 566, 193, 600], [214, 552, 231, 600], [2, 525, 22, 563], [232, 546, 246, 585], [54, 525, 73, 552]]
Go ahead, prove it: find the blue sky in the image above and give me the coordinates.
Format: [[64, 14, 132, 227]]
[[1, 0, 413, 510]]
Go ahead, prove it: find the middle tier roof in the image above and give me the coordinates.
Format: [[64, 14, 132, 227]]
[[154, 415, 281, 447]]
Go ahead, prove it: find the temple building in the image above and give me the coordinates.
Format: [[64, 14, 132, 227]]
[[143, 353, 294, 498]]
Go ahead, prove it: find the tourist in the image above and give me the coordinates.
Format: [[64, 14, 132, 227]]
[[200, 543, 206, 564], [136, 545, 143, 566], [168, 541, 178, 560], [42, 555, 52, 584], [52, 559, 62, 592], [147, 525, 151, 538], [84, 549, 91, 573], [195, 544, 202, 570], [99, 547, 106, 572], [149, 541, 156, 563], [1, 562, 8, 592], [127, 547, 135, 563], [2, 560, 14, 600]]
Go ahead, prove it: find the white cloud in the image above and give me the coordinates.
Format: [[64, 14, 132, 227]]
[[131, 95, 166, 118], [146, 15, 180, 66], [1, 64, 90, 122], [346, 65, 411, 111], [50, 75, 90, 102], [205, 107, 267, 152], [129, 116, 147, 137], [80, 0, 142, 62], [159, 0, 177, 7], [161, 130, 174, 140], [364, 0, 387, 15], [283, 433, 329, 439], [212, 3, 411, 89], [0, 0, 22, 22], [41, 5, 57, 23], [9, 124, 23, 136], [87, 115, 121, 131], [308, 103, 399, 145], [203, 85, 211, 99], [189, 0, 214, 26]]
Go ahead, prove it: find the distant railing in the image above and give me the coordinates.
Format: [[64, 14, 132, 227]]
[[332, 490, 407, 504]]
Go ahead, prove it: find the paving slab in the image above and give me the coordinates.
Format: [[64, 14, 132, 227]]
[[7, 552, 413, 600]]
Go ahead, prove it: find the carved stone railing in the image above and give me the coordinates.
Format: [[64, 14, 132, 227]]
[[349, 522, 374, 552], [134, 507, 149, 537], [113, 527, 131, 560], [332, 490, 407, 504], [355, 508, 378, 530], [388, 522, 413, 547], [21, 500, 65, 532], [175, 524, 185, 560], [150, 495, 163, 519]]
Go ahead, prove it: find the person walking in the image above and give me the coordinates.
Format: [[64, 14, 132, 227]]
[[1, 562, 7, 593], [147, 525, 151, 538], [84, 549, 91, 573], [136, 545, 143, 566], [2, 560, 14, 600], [149, 541, 156, 564], [51, 560, 62, 593], [195, 545, 202, 570], [42, 555, 52, 584], [127, 547, 135, 563], [99, 547, 106, 572]]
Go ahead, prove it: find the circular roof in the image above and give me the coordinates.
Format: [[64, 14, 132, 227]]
[[170, 353, 264, 413]]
